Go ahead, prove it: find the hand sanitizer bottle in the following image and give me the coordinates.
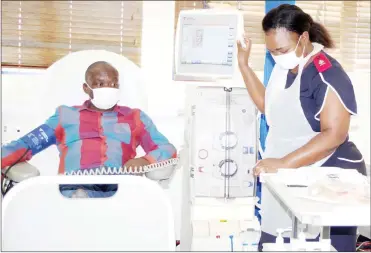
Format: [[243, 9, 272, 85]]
[[274, 229, 286, 251], [297, 230, 307, 251]]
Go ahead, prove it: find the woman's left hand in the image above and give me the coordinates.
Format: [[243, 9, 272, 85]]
[[253, 158, 288, 176]]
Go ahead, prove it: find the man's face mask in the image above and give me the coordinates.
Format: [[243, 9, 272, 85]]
[[85, 83, 120, 110], [271, 36, 305, 70]]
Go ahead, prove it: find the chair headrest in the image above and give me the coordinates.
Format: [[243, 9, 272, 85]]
[[42, 50, 147, 116]]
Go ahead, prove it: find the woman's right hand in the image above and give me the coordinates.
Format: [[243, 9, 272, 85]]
[[237, 33, 252, 67]]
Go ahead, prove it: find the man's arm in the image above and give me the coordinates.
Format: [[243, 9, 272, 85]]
[[1, 108, 61, 169], [137, 110, 177, 164]]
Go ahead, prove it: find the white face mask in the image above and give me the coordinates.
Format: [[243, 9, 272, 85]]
[[86, 83, 120, 110], [271, 36, 305, 70]]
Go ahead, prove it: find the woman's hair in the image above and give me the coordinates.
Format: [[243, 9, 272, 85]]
[[262, 4, 335, 48]]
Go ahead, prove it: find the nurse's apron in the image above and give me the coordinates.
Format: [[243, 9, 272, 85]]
[[261, 43, 333, 237]]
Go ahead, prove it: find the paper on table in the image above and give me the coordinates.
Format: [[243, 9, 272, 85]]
[[297, 175, 370, 205]]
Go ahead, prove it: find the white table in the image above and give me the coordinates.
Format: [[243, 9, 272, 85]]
[[358, 164, 371, 239], [260, 168, 370, 240]]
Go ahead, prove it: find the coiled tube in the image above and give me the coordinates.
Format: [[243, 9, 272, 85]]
[[64, 158, 179, 176]]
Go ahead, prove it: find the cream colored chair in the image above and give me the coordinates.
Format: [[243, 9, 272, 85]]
[[2, 50, 177, 184], [2, 175, 176, 251], [1, 50, 179, 251]]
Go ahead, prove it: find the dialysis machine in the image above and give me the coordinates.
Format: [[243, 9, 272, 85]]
[[174, 10, 260, 251]]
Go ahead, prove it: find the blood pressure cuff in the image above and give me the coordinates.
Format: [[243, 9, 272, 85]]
[[1, 124, 56, 169], [20, 124, 56, 155]]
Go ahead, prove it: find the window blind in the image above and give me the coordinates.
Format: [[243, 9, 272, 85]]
[[297, 1, 370, 72], [1, 1, 143, 68], [341, 1, 370, 72], [174, 0, 204, 33]]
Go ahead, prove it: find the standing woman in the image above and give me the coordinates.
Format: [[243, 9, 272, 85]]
[[237, 4, 366, 252]]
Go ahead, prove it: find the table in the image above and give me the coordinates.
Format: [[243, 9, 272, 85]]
[[260, 168, 370, 240]]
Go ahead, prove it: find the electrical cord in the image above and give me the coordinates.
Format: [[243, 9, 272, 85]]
[[1, 147, 30, 196]]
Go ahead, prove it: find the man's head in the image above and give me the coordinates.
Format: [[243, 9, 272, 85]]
[[83, 61, 121, 110]]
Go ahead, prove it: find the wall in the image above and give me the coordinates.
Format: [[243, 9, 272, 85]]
[[1, 68, 48, 143], [348, 72, 371, 166]]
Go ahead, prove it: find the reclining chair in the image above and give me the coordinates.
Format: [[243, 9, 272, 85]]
[[2, 50, 178, 251], [2, 175, 176, 251]]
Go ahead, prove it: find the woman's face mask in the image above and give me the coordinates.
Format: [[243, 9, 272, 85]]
[[85, 83, 120, 110], [271, 36, 305, 70]]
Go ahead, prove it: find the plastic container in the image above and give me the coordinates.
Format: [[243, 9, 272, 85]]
[[262, 243, 288, 251], [291, 231, 307, 251], [240, 217, 261, 251], [274, 229, 286, 251]]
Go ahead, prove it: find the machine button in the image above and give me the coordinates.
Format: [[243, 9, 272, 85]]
[[198, 149, 208, 159]]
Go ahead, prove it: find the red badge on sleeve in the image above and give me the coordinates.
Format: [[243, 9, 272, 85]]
[[313, 53, 332, 73]]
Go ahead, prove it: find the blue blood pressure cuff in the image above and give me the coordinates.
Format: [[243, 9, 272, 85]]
[[20, 124, 56, 155]]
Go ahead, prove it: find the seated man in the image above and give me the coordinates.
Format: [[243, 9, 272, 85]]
[[1, 61, 177, 197]]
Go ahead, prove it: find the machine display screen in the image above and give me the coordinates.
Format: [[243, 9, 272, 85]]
[[180, 25, 233, 67], [175, 12, 241, 79]]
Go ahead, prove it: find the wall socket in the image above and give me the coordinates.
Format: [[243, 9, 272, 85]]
[[3, 125, 22, 133], [2, 125, 22, 145]]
